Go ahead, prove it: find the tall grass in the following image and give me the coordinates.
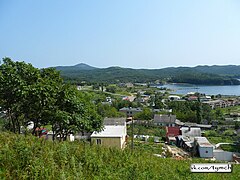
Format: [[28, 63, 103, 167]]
[[0, 132, 240, 179]]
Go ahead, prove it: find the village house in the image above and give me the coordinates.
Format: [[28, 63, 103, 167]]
[[153, 114, 177, 127], [168, 95, 181, 101], [203, 99, 228, 109], [187, 96, 198, 101], [176, 127, 201, 152], [119, 107, 142, 117], [125, 82, 134, 88], [90, 118, 127, 149], [103, 117, 126, 126]]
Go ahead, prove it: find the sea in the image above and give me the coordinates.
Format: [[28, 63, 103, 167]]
[[157, 83, 240, 96]]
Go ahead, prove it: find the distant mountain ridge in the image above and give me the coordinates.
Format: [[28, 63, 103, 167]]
[[54, 63, 240, 85], [193, 65, 240, 76], [55, 63, 97, 71]]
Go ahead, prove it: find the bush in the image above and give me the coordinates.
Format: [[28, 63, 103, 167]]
[[1, 132, 240, 179]]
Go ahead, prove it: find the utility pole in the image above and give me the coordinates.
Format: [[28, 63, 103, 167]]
[[131, 116, 134, 151]]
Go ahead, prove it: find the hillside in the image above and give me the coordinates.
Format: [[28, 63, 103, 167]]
[[55, 63, 97, 71], [1, 132, 240, 179], [194, 65, 240, 76], [55, 64, 240, 85]]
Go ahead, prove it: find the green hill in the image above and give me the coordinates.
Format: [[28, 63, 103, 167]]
[[194, 65, 240, 76], [54, 64, 240, 85]]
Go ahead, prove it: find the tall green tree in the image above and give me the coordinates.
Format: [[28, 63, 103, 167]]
[[0, 58, 103, 139]]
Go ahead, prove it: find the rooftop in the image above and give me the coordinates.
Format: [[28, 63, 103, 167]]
[[194, 137, 214, 148], [154, 114, 176, 123], [91, 125, 126, 138], [119, 107, 142, 111], [180, 127, 201, 137], [103, 117, 126, 126]]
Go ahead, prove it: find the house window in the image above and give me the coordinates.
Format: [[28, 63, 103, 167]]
[[206, 151, 208, 153], [96, 139, 102, 145]]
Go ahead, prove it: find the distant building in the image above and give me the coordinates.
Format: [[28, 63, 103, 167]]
[[119, 107, 142, 117], [125, 83, 134, 88], [188, 96, 198, 101], [203, 100, 227, 109], [103, 117, 126, 126], [122, 96, 135, 102], [153, 114, 177, 127], [168, 95, 181, 101]]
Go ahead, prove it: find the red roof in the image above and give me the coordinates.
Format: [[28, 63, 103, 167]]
[[166, 127, 181, 137], [188, 96, 198, 100]]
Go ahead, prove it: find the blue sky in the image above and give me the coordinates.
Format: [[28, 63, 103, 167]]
[[1, 0, 240, 69]]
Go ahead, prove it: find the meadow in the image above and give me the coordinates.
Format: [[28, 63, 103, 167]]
[[1, 132, 240, 179]]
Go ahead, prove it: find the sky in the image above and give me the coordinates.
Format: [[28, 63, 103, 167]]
[[1, 0, 240, 69]]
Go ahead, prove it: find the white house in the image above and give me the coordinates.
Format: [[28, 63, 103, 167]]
[[168, 95, 181, 101]]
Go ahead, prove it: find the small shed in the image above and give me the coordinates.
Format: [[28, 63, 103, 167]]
[[194, 137, 214, 158], [166, 127, 181, 144], [213, 150, 233, 161], [91, 125, 127, 149]]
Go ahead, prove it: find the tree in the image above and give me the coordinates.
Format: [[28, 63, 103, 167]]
[[97, 104, 125, 118], [215, 108, 223, 120], [134, 108, 153, 120], [106, 85, 117, 93], [49, 86, 103, 141], [0, 58, 41, 133], [154, 93, 164, 109], [195, 102, 202, 124], [0, 58, 103, 140]]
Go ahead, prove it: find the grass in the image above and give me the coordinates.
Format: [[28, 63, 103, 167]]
[[128, 124, 166, 137], [1, 132, 240, 179], [207, 136, 234, 145], [221, 144, 240, 153], [204, 130, 236, 145], [129, 140, 164, 154], [221, 106, 240, 114]]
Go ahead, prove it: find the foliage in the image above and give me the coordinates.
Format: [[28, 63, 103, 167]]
[[204, 130, 236, 144], [49, 87, 103, 140], [167, 101, 211, 123], [0, 58, 103, 140], [132, 141, 163, 154], [112, 99, 139, 110], [154, 93, 165, 109], [97, 104, 125, 118], [133, 108, 153, 120], [170, 72, 240, 85], [129, 124, 166, 137], [105, 85, 117, 93], [221, 144, 240, 153], [56, 64, 240, 85], [1, 133, 240, 179]]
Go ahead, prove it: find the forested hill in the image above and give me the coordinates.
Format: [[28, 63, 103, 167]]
[[193, 65, 240, 76], [54, 64, 240, 85]]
